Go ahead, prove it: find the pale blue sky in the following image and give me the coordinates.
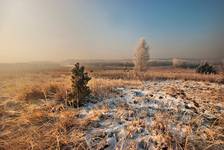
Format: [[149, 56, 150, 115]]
[[0, 0, 223, 62]]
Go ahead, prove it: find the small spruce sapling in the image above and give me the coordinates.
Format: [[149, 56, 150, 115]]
[[68, 63, 91, 107]]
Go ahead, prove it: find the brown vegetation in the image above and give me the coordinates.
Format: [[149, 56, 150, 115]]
[[0, 66, 223, 150], [91, 68, 224, 83]]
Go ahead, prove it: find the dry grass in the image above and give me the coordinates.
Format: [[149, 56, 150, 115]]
[[0, 99, 111, 150], [0, 67, 223, 150], [0, 71, 142, 101], [88, 78, 141, 97], [0, 67, 222, 99], [91, 68, 224, 83], [0, 101, 79, 149]]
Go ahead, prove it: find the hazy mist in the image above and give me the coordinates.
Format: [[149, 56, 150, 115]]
[[0, 0, 223, 63]]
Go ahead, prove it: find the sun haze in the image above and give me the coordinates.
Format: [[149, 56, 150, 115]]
[[0, 0, 223, 63]]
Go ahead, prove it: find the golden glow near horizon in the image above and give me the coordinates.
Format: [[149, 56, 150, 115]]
[[0, 0, 223, 63]]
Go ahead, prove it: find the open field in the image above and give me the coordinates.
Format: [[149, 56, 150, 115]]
[[1, 1, 224, 149], [0, 64, 223, 150]]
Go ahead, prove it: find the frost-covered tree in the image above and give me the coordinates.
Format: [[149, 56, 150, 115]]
[[133, 38, 150, 72], [222, 59, 224, 70], [172, 58, 184, 68]]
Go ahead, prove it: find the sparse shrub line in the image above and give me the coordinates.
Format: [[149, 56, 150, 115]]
[[196, 62, 217, 74]]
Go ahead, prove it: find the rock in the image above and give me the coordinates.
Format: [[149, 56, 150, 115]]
[[91, 121, 101, 128], [192, 100, 200, 107], [184, 104, 198, 114], [100, 112, 114, 120], [202, 113, 218, 125], [133, 91, 144, 97], [105, 136, 117, 150], [108, 100, 117, 109], [145, 98, 150, 103]]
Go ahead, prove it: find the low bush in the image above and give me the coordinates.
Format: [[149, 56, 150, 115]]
[[18, 86, 45, 101], [17, 82, 70, 102], [43, 83, 70, 101], [196, 62, 217, 74], [172, 58, 199, 69]]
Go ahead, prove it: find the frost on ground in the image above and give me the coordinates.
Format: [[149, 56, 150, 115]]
[[79, 80, 224, 150], [0, 80, 223, 150]]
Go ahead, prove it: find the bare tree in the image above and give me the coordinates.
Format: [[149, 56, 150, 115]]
[[133, 37, 150, 72]]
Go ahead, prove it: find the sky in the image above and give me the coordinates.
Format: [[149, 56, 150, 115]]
[[0, 0, 223, 63]]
